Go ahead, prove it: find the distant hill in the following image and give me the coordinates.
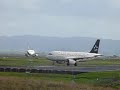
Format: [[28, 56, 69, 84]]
[[0, 35, 120, 56]]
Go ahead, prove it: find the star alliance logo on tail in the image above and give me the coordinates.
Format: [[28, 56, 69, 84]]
[[90, 39, 100, 53], [93, 45, 98, 52]]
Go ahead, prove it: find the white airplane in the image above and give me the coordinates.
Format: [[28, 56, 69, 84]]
[[25, 46, 38, 57], [46, 39, 102, 66]]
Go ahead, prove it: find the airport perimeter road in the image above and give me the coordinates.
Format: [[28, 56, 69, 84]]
[[0, 65, 119, 75], [34, 65, 120, 72]]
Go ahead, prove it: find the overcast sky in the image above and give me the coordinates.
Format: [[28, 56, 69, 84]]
[[0, 0, 120, 39]]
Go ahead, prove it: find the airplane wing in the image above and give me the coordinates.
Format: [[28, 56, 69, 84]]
[[65, 56, 97, 61], [65, 56, 85, 60]]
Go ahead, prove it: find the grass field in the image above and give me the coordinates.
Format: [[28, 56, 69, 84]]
[[0, 57, 52, 66], [0, 71, 119, 90], [0, 57, 120, 67], [0, 57, 119, 90]]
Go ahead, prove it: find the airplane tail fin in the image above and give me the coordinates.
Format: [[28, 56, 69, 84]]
[[27, 42, 31, 50], [28, 45, 30, 50], [90, 39, 100, 53]]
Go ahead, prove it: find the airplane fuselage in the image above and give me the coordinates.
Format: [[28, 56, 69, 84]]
[[47, 51, 101, 61], [25, 49, 38, 57], [46, 39, 101, 66]]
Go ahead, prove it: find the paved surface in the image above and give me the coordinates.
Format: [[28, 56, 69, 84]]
[[34, 65, 120, 72], [0, 65, 119, 75]]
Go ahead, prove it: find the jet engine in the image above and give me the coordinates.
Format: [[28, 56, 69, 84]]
[[67, 59, 77, 66], [35, 54, 38, 57]]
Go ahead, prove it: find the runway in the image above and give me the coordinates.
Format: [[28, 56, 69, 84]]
[[34, 65, 120, 72], [0, 65, 119, 75]]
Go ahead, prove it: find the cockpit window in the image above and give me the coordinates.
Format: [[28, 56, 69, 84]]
[[48, 53, 53, 55]]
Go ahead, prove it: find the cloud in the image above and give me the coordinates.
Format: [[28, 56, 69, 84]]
[[0, 0, 119, 17], [0, 0, 120, 39], [108, 0, 120, 8]]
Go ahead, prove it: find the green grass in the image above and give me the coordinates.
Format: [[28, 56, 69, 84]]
[[0, 71, 119, 90], [0, 57, 52, 66], [0, 77, 116, 90], [76, 71, 120, 88], [0, 72, 72, 82], [0, 57, 120, 67], [0, 57, 119, 89], [0, 71, 119, 89]]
